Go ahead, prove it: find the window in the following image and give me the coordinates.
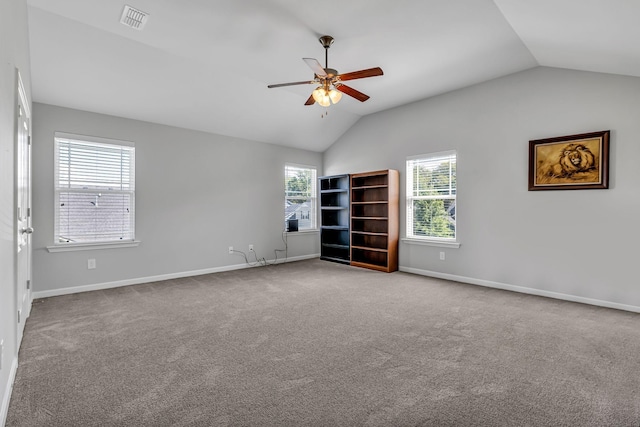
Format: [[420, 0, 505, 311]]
[[54, 133, 135, 245], [406, 151, 456, 240], [284, 164, 317, 230]]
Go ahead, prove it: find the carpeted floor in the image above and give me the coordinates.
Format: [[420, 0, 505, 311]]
[[7, 259, 640, 426]]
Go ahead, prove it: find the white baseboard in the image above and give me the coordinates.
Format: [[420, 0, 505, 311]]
[[400, 266, 640, 314], [33, 254, 320, 299], [1, 356, 18, 427]]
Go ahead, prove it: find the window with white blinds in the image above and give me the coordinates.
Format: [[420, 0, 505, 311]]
[[54, 133, 135, 244], [284, 164, 317, 230], [406, 151, 456, 240]]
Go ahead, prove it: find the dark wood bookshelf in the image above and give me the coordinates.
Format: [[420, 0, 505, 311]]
[[319, 174, 350, 264], [350, 170, 399, 272]]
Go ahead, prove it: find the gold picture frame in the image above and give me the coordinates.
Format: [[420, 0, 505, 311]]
[[528, 130, 610, 191]]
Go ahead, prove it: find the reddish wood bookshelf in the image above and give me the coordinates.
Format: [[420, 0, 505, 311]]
[[350, 170, 399, 272]]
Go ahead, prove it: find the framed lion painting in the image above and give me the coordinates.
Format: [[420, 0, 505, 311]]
[[528, 130, 610, 191]]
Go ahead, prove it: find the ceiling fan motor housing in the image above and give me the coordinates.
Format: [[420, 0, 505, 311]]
[[324, 68, 339, 78]]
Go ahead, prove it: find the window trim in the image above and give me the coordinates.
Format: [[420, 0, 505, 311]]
[[53, 132, 137, 249], [401, 237, 460, 248], [284, 163, 318, 231], [405, 150, 458, 245], [46, 240, 141, 253]]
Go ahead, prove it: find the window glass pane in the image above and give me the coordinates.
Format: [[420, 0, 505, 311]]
[[285, 166, 313, 198], [58, 140, 133, 190], [58, 192, 133, 243], [412, 199, 456, 238], [285, 165, 316, 230], [411, 155, 456, 197]]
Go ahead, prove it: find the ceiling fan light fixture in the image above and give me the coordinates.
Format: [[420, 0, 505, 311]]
[[312, 87, 331, 107], [313, 86, 342, 107]]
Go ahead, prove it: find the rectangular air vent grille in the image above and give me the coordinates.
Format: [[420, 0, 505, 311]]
[[120, 5, 149, 30]]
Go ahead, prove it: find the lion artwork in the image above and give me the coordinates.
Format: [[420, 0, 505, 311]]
[[531, 132, 608, 188], [550, 143, 596, 177], [534, 140, 600, 185]]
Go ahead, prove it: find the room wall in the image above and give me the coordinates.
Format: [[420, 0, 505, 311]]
[[0, 0, 32, 424], [324, 66, 640, 310], [31, 103, 322, 294]]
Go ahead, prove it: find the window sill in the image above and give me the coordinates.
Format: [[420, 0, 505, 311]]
[[401, 238, 461, 249], [47, 240, 141, 253], [285, 229, 319, 235]]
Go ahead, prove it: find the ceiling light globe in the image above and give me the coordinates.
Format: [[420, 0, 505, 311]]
[[318, 96, 331, 107], [328, 89, 342, 104], [312, 87, 325, 104]]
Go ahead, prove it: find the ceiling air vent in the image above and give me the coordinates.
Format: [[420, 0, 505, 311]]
[[120, 5, 149, 30]]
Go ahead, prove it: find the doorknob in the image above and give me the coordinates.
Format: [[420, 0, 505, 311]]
[[21, 227, 34, 234]]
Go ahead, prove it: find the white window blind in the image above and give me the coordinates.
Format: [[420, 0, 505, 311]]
[[54, 133, 135, 244], [406, 151, 456, 240], [284, 164, 317, 230]]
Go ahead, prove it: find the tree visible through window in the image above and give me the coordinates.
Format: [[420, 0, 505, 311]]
[[285, 164, 316, 230], [406, 151, 456, 239], [54, 133, 135, 244]]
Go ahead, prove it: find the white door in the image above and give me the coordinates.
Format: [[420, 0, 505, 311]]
[[16, 72, 32, 342]]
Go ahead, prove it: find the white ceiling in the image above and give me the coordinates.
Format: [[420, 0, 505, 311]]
[[26, 0, 640, 152]]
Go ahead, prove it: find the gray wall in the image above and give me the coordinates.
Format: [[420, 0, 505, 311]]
[[0, 0, 32, 422], [325, 66, 640, 309], [32, 104, 322, 293]]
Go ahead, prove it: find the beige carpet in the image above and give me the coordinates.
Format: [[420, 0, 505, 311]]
[[7, 259, 640, 426]]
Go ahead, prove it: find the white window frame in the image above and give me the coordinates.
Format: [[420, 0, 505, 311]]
[[284, 163, 317, 232], [48, 132, 139, 252], [404, 150, 459, 248]]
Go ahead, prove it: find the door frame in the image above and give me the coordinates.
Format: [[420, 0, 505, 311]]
[[15, 69, 32, 343]]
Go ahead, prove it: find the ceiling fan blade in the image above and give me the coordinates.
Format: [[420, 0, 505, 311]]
[[335, 84, 370, 102], [303, 58, 327, 77], [304, 94, 316, 105], [267, 80, 315, 88], [337, 67, 383, 82]]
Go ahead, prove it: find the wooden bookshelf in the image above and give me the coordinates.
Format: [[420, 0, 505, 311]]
[[350, 170, 399, 272], [319, 174, 350, 264]]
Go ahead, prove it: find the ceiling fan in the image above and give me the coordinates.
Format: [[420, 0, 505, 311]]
[[267, 35, 383, 108]]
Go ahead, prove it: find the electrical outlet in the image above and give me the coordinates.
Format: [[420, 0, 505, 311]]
[[249, 244, 254, 251], [88, 258, 96, 269], [439, 252, 445, 261], [228, 246, 233, 254]]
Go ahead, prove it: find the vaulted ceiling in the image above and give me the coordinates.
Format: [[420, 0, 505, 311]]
[[26, 0, 640, 152]]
